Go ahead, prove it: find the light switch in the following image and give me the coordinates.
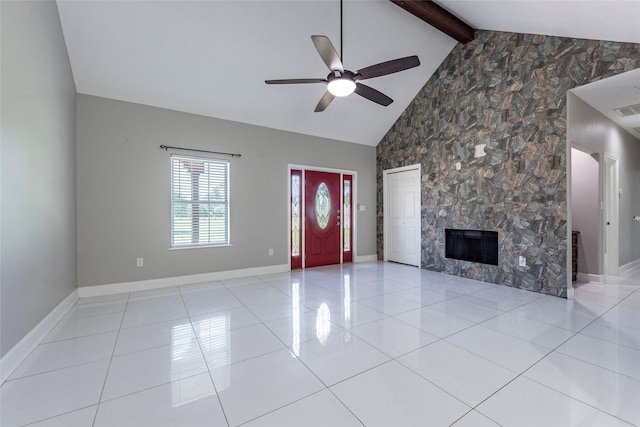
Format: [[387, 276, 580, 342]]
[[474, 144, 487, 158]]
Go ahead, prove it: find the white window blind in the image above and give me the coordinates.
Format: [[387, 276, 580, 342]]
[[171, 155, 229, 247]]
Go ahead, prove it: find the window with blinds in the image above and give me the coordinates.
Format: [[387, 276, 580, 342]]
[[171, 155, 229, 247]]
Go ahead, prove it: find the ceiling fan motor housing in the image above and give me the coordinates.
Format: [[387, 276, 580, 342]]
[[327, 70, 359, 81]]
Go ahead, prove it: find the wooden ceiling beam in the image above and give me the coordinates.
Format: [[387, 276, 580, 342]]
[[390, 0, 475, 44]]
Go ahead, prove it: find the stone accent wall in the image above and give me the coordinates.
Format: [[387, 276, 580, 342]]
[[377, 31, 640, 297]]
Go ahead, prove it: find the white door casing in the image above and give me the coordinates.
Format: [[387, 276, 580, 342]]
[[603, 154, 619, 276], [384, 165, 421, 267]]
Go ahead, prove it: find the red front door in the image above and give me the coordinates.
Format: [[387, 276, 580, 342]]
[[305, 171, 341, 267]]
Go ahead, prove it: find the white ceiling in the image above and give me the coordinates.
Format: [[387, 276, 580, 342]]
[[56, 0, 640, 147], [438, 0, 640, 45], [572, 68, 640, 140]]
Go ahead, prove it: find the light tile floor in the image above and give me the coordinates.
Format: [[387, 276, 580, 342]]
[[2, 262, 639, 426]]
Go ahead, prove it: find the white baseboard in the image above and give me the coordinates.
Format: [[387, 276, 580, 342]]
[[355, 254, 378, 263], [576, 272, 602, 283], [619, 258, 640, 275], [77, 264, 290, 298], [575, 272, 638, 285], [566, 286, 575, 300], [1, 289, 78, 385]]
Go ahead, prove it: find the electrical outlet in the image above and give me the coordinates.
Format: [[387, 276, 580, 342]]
[[518, 256, 526, 267], [455, 162, 462, 170], [268, 248, 273, 256], [136, 258, 143, 267]]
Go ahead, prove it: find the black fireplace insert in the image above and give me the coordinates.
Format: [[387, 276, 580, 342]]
[[445, 229, 498, 266]]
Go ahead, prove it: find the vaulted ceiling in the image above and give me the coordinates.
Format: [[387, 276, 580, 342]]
[[56, 0, 640, 146]]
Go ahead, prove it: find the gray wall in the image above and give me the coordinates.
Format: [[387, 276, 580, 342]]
[[76, 95, 377, 287], [377, 31, 640, 297], [1, 1, 77, 356], [569, 93, 640, 268], [571, 148, 600, 274]]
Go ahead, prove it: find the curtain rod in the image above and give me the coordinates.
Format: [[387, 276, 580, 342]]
[[160, 144, 241, 158]]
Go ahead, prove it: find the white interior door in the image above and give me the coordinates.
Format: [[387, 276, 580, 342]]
[[384, 166, 421, 267], [603, 154, 619, 275]]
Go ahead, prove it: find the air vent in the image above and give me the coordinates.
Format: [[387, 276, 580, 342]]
[[614, 103, 640, 117]]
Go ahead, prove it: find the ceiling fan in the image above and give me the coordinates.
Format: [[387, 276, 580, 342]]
[[265, 1, 420, 112]]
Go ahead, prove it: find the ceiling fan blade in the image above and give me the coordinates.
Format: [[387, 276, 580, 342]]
[[314, 91, 335, 112], [311, 35, 343, 72], [356, 55, 420, 80], [354, 83, 393, 106], [265, 78, 326, 85]]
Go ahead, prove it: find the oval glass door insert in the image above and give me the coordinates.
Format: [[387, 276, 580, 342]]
[[315, 183, 330, 229]]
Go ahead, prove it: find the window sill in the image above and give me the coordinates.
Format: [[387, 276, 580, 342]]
[[168, 244, 232, 251]]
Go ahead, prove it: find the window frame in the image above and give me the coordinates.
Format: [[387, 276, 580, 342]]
[[170, 154, 230, 249]]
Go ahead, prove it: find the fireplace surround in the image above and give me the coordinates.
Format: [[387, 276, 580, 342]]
[[445, 229, 498, 266]]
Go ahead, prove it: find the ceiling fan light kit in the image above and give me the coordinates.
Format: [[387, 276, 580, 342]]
[[265, 0, 420, 112], [327, 71, 356, 97]]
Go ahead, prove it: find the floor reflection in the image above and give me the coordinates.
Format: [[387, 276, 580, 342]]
[[169, 374, 215, 407], [188, 313, 230, 390], [292, 281, 301, 356], [315, 303, 331, 345], [170, 322, 215, 406], [343, 273, 351, 328]]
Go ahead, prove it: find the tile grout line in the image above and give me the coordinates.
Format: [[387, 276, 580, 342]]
[[3, 296, 127, 425], [91, 291, 131, 427], [38, 311, 126, 345], [176, 284, 232, 427], [236, 388, 368, 427], [224, 278, 353, 426], [539, 347, 640, 381], [245, 277, 371, 427], [5, 354, 114, 384], [447, 408, 504, 427], [462, 288, 638, 426], [274, 270, 542, 424], [22, 265, 635, 426], [449, 274, 640, 425], [21, 404, 99, 427], [297, 275, 493, 423], [87, 371, 213, 406], [374, 279, 632, 425]]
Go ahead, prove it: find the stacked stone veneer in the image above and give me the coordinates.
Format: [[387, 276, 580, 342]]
[[377, 31, 640, 297]]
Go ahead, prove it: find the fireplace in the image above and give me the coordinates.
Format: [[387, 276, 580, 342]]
[[445, 229, 498, 266]]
